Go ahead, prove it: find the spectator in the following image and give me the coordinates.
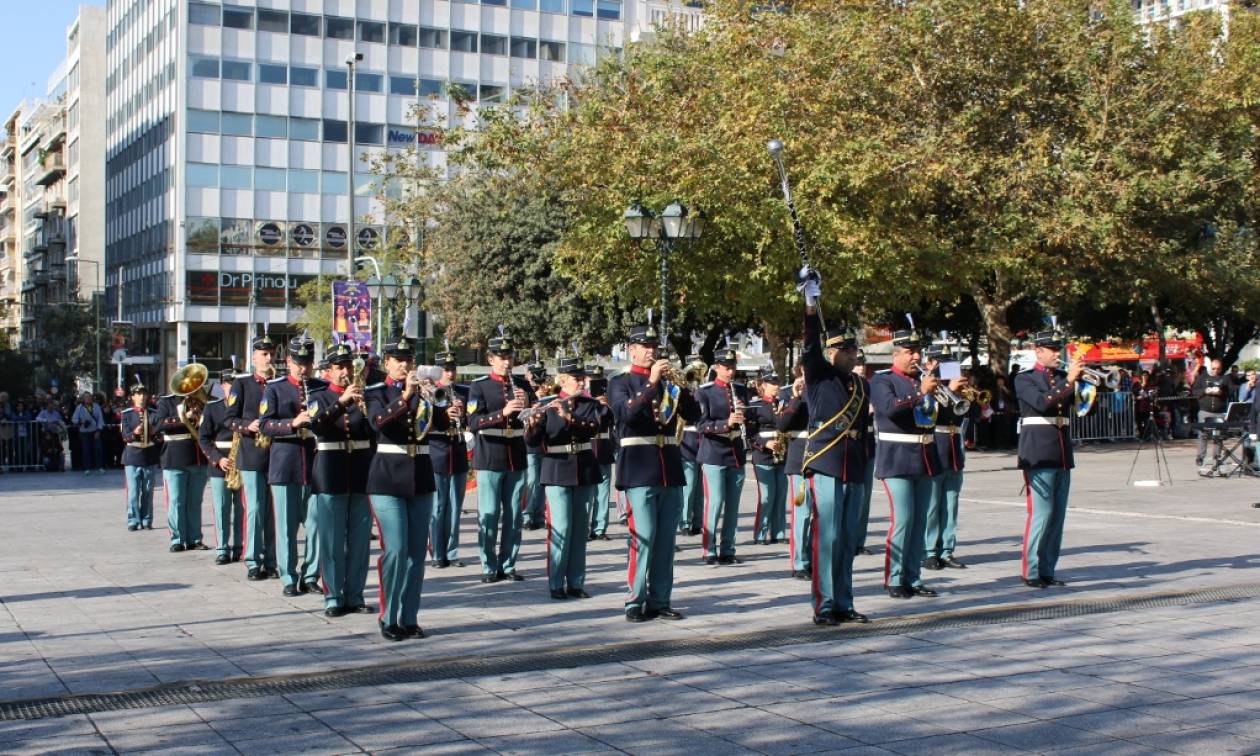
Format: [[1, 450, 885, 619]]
[[1239, 370, 1258, 404], [70, 392, 106, 475], [1191, 358, 1230, 468], [35, 400, 66, 471]]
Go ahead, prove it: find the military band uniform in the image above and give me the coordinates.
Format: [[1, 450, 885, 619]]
[[857, 405, 876, 555], [695, 358, 750, 563], [198, 394, 244, 563], [678, 416, 703, 536], [800, 311, 870, 623], [524, 363, 549, 530], [224, 344, 277, 580], [588, 372, 616, 540], [120, 398, 160, 531], [308, 361, 375, 617], [1014, 333, 1075, 588], [775, 384, 812, 577], [154, 393, 209, 550], [428, 377, 470, 567], [925, 393, 966, 569], [748, 384, 788, 545], [261, 370, 327, 593]]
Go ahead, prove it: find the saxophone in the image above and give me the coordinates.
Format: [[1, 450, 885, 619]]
[[225, 432, 243, 490]]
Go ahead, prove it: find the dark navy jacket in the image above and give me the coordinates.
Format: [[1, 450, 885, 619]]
[[428, 382, 470, 478], [609, 366, 701, 489], [523, 393, 603, 487], [154, 395, 207, 469], [467, 373, 537, 473], [679, 423, 700, 463], [870, 368, 942, 479], [224, 373, 271, 472], [365, 379, 447, 496], [197, 399, 234, 479], [746, 392, 784, 467], [801, 311, 869, 482], [260, 376, 328, 486], [308, 384, 374, 495], [591, 401, 616, 466], [1014, 364, 1075, 470], [120, 405, 160, 467], [774, 386, 809, 476], [696, 380, 751, 468], [933, 393, 966, 473]]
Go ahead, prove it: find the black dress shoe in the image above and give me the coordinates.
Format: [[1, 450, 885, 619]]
[[922, 556, 944, 570], [402, 624, 426, 639], [481, 574, 501, 584], [1041, 577, 1066, 586], [813, 615, 839, 626], [214, 554, 231, 566], [857, 546, 873, 556], [526, 522, 542, 531], [704, 556, 718, 566], [751, 538, 764, 546], [302, 580, 322, 595], [625, 607, 649, 623], [346, 604, 375, 614], [942, 556, 967, 569], [689, 527, 701, 536], [380, 623, 405, 642], [502, 571, 525, 581], [566, 588, 591, 599], [439, 559, 451, 568], [598, 533, 610, 541], [283, 584, 300, 597], [143, 524, 154, 530], [430, 559, 442, 568], [169, 544, 185, 553], [265, 569, 281, 579], [550, 589, 569, 600], [839, 609, 870, 623], [1024, 578, 1047, 589], [127, 524, 138, 532], [791, 570, 811, 580], [887, 586, 913, 599], [652, 607, 684, 620], [768, 538, 780, 545], [324, 605, 348, 618], [452, 560, 466, 568], [718, 555, 742, 565], [911, 586, 939, 597], [188, 542, 210, 551], [247, 568, 265, 581]]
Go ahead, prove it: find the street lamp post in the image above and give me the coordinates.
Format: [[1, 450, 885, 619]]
[[624, 200, 704, 351], [346, 52, 364, 274], [66, 255, 102, 392]]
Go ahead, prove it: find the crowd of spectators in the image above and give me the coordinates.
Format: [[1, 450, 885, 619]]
[[0, 389, 143, 473]]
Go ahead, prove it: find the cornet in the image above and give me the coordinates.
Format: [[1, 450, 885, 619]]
[[1079, 365, 1121, 390], [934, 385, 971, 416]]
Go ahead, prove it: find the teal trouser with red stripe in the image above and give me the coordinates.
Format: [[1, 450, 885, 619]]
[[476, 469, 527, 575], [925, 470, 963, 560], [315, 492, 372, 610], [679, 459, 703, 533], [372, 493, 433, 627], [163, 466, 207, 546], [241, 469, 275, 572], [625, 485, 682, 613], [809, 474, 863, 617], [270, 483, 312, 587], [857, 457, 875, 553], [701, 463, 745, 559], [545, 484, 594, 593], [882, 475, 934, 588], [753, 463, 787, 543], [209, 476, 244, 559], [788, 475, 813, 572], [1022, 469, 1070, 581]]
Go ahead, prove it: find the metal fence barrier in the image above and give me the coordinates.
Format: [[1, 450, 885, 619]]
[[1071, 390, 1137, 442], [0, 420, 59, 471]]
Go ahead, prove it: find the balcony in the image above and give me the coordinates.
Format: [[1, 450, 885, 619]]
[[0, 139, 13, 160], [35, 153, 65, 187]]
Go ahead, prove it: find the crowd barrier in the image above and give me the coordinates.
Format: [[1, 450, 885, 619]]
[[0, 420, 58, 471], [1070, 390, 1137, 442]]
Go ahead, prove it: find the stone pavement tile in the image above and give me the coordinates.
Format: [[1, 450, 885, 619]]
[[1127, 726, 1260, 755], [526, 694, 660, 729], [1139, 652, 1250, 676], [1049, 709, 1192, 740], [1128, 698, 1256, 727], [701, 679, 822, 707], [1042, 741, 1177, 756], [667, 666, 780, 690], [981, 691, 1112, 719], [1064, 681, 1189, 708], [376, 680, 488, 703], [476, 728, 620, 754], [792, 670, 904, 698], [205, 711, 333, 743], [1205, 689, 1260, 712], [594, 676, 744, 717], [907, 702, 1034, 736], [1213, 716, 1260, 739], [88, 703, 204, 733], [284, 685, 404, 713], [624, 654, 726, 675], [673, 705, 803, 735], [577, 719, 760, 756], [231, 728, 363, 755], [759, 695, 890, 729], [883, 732, 1023, 755], [439, 703, 567, 739], [970, 719, 1114, 751], [1, 734, 115, 755], [547, 661, 651, 684], [100, 721, 235, 753], [0, 714, 97, 744], [375, 740, 494, 755], [311, 702, 463, 750], [863, 663, 977, 688], [465, 670, 572, 694], [1067, 660, 1171, 683], [842, 688, 969, 715], [716, 723, 864, 755], [701, 648, 805, 668], [190, 694, 302, 720]]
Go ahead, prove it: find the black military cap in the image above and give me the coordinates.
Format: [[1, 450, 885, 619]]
[[759, 369, 782, 385], [925, 343, 951, 360], [856, 349, 868, 365], [252, 334, 276, 352], [557, 356, 587, 376], [383, 337, 416, 359], [487, 335, 515, 355], [527, 360, 547, 380], [328, 342, 356, 366], [1033, 330, 1065, 349], [891, 329, 924, 349], [434, 351, 457, 366], [129, 380, 149, 395], [627, 324, 658, 345], [588, 364, 606, 379], [219, 369, 235, 384], [825, 326, 858, 349], [315, 358, 330, 372], [288, 336, 316, 364], [714, 346, 738, 367], [685, 353, 704, 364]]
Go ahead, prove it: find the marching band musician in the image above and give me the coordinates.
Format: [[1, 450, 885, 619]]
[[120, 380, 159, 532], [467, 333, 538, 583], [748, 370, 788, 546], [524, 356, 604, 600], [225, 334, 278, 581], [523, 359, 550, 531], [776, 364, 812, 580], [677, 355, 705, 538], [923, 345, 968, 571], [695, 346, 751, 566], [871, 329, 955, 600], [365, 337, 447, 640], [308, 342, 375, 618], [1014, 330, 1082, 589], [198, 370, 244, 565], [427, 350, 469, 569], [155, 370, 210, 553], [586, 364, 617, 541], [855, 351, 876, 556], [798, 272, 871, 624], [611, 324, 701, 622], [260, 336, 326, 597]]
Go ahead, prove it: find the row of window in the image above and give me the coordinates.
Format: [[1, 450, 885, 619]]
[[188, 1, 623, 33], [186, 164, 383, 196], [188, 109, 449, 144]]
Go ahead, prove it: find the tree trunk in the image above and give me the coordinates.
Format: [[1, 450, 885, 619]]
[[974, 289, 1013, 375], [698, 327, 725, 366], [761, 320, 790, 378]]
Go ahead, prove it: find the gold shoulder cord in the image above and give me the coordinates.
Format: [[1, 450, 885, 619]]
[[801, 375, 866, 472]]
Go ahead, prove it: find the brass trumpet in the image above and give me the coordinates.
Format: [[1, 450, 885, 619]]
[[961, 386, 992, 406]]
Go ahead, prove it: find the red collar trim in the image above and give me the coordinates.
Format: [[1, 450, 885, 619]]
[[559, 390, 573, 399], [762, 393, 776, 403], [328, 383, 345, 395], [891, 366, 913, 379], [254, 373, 268, 384], [630, 365, 651, 377], [714, 378, 729, 389], [287, 375, 301, 387], [489, 372, 508, 383], [387, 378, 403, 388], [1034, 363, 1049, 373]]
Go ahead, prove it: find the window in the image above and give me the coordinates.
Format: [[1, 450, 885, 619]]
[[221, 165, 252, 189], [511, 38, 537, 59], [321, 171, 348, 194], [323, 119, 348, 143], [186, 163, 218, 188], [391, 76, 417, 96], [289, 169, 319, 193], [483, 0, 507, 5], [290, 66, 318, 87], [481, 34, 508, 55], [419, 79, 444, 96], [223, 8, 253, 29], [451, 31, 478, 52], [512, 0, 538, 7], [479, 84, 505, 103], [420, 27, 447, 48], [389, 23, 417, 46], [255, 115, 287, 138], [187, 109, 220, 133], [221, 112, 252, 136], [221, 60, 252, 81], [190, 57, 220, 78], [358, 21, 385, 43], [257, 9, 288, 33], [569, 43, 595, 65], [255, 167, 287, 191], [597, 0, 621, 19], [355, 123, 384, 145], [571, 0, 594, 16], [355, 72, 384, 93], [326, 69, 348, 90], [541, 0, 565, 11], [258, 64, 287, 84], [290, 12, 320, 36], [325, 16, 354, 39], [289, 118, 320, 140], [189, 2, 220, 26], [449, 81, 476, 100], [355, 174, 375, 196], [539, 40, 565, 62]]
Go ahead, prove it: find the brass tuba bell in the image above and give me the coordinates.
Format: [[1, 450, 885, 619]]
[[170, 363, 210, 435]]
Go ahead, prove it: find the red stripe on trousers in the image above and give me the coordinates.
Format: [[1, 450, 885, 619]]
[[626, 502, 639, 600], [882, 480, 895, 588], [809, 477, 822, 616], [1021, 472, 1033, 580], [370, 497, 388, 623]]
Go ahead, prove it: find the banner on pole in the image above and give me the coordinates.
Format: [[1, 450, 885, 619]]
[[332, 280, 373, 351]]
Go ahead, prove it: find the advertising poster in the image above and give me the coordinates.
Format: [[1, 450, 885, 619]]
[[332, 280, 373, 351]]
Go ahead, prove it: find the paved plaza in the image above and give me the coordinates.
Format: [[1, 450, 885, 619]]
[[2, 440, 1260, 754]]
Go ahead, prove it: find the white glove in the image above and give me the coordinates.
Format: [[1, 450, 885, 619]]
[[796, 267, 821, 305]]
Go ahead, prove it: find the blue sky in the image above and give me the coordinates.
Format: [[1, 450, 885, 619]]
[[0, 2, 104, 119]]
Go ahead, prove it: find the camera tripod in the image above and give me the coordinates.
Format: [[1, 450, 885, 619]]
[[1126, 414, 1172, 487]]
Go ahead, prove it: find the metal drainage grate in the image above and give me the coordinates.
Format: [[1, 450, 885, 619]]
[[3, 582, 1257, 722]]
